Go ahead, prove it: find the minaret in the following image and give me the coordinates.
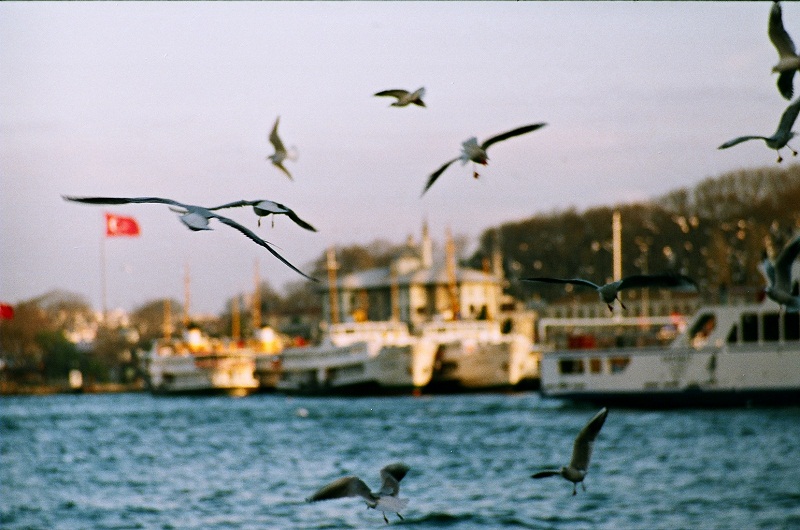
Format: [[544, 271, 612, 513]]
[[421, 219, 433, 269]]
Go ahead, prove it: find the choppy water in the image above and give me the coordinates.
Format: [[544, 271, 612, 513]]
[[2, 392, 800, 529]]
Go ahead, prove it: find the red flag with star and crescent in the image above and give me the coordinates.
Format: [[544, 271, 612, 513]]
[[105, 212, 140, 237]]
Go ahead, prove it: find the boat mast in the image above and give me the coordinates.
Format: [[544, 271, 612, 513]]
[[183, 261, 191, 328], [612, 210, 622, 316], [252, 258, 261, 332], [327, 247, 340, 324], [445, 227, 460, 319]]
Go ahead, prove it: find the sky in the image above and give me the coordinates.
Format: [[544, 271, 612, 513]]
[[1, 1, 796, 316]]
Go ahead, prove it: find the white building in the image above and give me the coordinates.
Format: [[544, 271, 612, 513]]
[[319, 223, 504, 330]]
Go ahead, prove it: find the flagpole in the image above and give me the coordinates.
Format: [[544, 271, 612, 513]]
[[100, 213, 107, 322]]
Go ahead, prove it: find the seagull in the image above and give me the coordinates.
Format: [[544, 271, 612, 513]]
[[267, 116, 297, 180], [62, 195, 317, 282], [422, 123, 547, 195], [760, 234, 800, 311], [522, 273, 698, 312], [207, 199, 317, 232], [532, 407, 608, 496], [718, 96, 800, 162], [307, 462, 410, 524], [769, 1, 800, 100], [374, 87, 426, 108]]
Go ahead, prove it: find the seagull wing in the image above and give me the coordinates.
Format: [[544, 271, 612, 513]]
[[272, 160, 293, 180], [284, 208, 318, 232], [480, 123, 547, 151], [778, 71, 796, 100], [618, 273, 698, 292], [521, 277, 601, 290], [378, 463, 410, 496], [206, 210, 317, 282], [718, 136, 766, 149], [206, 200, 257, 211], [773, 235, 800, 291], [374, 89, 410, 100], [769, 2, 797, 60], [569, 408, 608, 472], [63, 196, 186, 208], [775, 96, 800, 137], [269, 116, 287, 153], [531, 470, 561, 479], [422, 158, 458, 196], [307, 476, 373, 503]]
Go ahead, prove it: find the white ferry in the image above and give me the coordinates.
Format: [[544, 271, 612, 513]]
[[421, 320, 539, 392], [539, 302, 800, 407], [145, 328, 259, 397], [275, 320, 438, 395]]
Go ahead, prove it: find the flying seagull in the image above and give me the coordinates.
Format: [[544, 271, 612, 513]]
[[307, 462, 410, 524], [532, 407, 608, 496], [422, 123, 547, 195], [718, 96, 800, 162], [760, 234, 800, 311], [268, 116, 297, 180], [374, 87, 426, 108], [769, 1, 800, 100], [522, 273, 698, 312], [62, 195, 317, 282], [207, 199, 317, 232]]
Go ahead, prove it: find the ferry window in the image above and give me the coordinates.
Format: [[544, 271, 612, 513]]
[[727, 325, 738, 344], [785, 313, 800, 341], [558, 359, 584, 375], [741, 313, 759, 343], [589, 357, 602, 374], [763, 313, 780, 342], [690, 314, 716, 347], [609, 356, 630, 373]]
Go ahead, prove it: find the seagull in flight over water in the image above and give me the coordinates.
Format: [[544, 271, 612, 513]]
[[62, 195, 317, 282], [770, 1, 800, 100], [268, 116, 297, 180], [207, 199, 317, 232], [522, 273, 698, 312], [718, 96, 800, 163], [532, 408, 608, 496], [760, 234, 800, 311], [374, 87, 426, 108], [422, 123, 547, 196], [307, 462, 410, 524]]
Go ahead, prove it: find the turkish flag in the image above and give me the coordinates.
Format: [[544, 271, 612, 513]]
[[0, 303, 13, 320], [105, 212, 140, 237]]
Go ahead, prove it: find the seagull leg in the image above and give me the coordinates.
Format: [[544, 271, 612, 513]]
[[397, 513, 404, 521], [572, 484, 577, 496], [582, 482, 587, 492], [789, 143, 798, 156], [257, 217, 262, 227], [616, 295, 627, 310], [383, 512, 389, 524], [473, 163, 480, 179], [777, 151, 784, 163]]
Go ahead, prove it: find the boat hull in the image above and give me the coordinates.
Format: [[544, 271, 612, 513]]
[[540, 304, 800, 408]]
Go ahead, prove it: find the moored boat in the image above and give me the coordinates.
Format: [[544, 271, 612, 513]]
[[144, 328, 259, 396], [421, 320, 539, 392], [275, 320, 437, 395], [539, 301, 800, 407]]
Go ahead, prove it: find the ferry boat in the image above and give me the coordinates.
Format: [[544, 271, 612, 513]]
[[539, 301, 800, 407], [275, 320, 438, 395], [144, 328, 259, 396], [421, 320, 539, 392]]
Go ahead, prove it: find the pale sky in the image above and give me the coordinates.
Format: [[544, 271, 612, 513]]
[[1, 1, 794, 315]]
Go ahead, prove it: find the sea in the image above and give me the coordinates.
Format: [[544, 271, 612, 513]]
[[2, 392, 799, 530]]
